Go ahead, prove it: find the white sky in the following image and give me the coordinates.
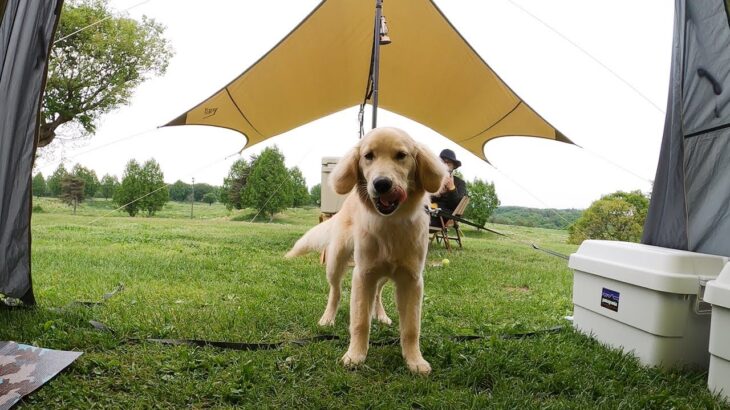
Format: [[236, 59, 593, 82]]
[[35, 0, 675, 209]]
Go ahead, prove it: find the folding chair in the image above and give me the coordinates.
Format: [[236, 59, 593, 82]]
[[429, 196, 470, 251]]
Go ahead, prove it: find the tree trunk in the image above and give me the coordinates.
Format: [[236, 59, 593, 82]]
[[38, 123, 58, 148], [37, 124, 56, 147], [38, 116, 72, 147]]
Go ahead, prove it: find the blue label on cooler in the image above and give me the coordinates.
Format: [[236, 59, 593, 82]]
[[601, 288, 620, 312]]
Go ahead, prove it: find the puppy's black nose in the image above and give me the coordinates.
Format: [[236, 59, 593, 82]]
[[373, 177, 392, 194]]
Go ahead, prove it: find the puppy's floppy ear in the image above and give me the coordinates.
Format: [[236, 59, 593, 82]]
[[415, 143, 448, 193], [330, 145, 360, 195]]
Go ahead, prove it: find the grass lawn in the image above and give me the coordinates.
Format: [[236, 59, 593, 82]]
[[1, 198, 727, 408]]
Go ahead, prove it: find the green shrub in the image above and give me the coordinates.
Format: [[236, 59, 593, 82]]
[[568, 190, 649, 244]]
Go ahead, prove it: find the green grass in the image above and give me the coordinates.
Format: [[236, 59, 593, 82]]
[[2, 198, 728, 408]]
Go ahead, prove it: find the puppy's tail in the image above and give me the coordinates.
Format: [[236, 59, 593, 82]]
[[285, 218, 333, 258]]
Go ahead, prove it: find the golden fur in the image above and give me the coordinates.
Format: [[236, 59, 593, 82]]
[[286, 127, 446, 374]]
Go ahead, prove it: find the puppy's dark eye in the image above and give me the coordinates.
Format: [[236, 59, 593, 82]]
[[396, 151, 407, 160], [364, 152, 374, 160]]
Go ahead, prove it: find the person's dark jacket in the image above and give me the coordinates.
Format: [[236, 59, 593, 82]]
[[431, 176, 467, 212]]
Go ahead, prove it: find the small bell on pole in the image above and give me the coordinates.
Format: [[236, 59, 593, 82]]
[[379, 15, 391, 45]]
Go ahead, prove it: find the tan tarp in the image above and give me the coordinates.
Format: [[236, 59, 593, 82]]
[[165, 0, 571, 161]]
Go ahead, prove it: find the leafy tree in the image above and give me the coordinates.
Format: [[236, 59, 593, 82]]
[[99, 174, 119, 199], [71, 164, 99, 198], [138, 159, 169, 216], [60, 175, 85, 214], [242, 146, 292, 221], [32, 173, 47, 197], [310, 183, 322, 207], [202, 192, 217, 205], [39, 0, 173, 147], [113, 159, 168, 217], [114, 160, 143, 216], [193, 183, 216, 202], [568, 190, 649, 244], [289, 167, 310, 207], [169, 180, 191, 202], [463, 178, 500, 227], [47, 164, 68, 197], [221, 158, 251, 210]]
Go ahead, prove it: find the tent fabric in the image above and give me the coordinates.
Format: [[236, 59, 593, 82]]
[[0, 1, 62, 303], [165, 0, 570, 161], [643, 0, 730, 256]]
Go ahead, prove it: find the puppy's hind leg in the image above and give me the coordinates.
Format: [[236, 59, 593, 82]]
[[373, 277, 392, 325], [318, 243, 349, 326]]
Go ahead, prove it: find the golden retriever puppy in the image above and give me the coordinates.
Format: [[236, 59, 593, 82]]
[[286, 127, 446, 374]]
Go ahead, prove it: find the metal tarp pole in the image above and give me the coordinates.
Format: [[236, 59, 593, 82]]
[[371, 0, 383, 129]]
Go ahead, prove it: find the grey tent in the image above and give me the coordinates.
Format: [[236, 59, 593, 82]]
[[0, 1, 62, 305], [642, 0, 730, 257]]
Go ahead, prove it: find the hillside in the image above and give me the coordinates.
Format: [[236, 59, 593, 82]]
[[489, 206, 583, 230]]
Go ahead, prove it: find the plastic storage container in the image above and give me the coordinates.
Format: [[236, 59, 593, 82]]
[[320, 157, 348, 214], [704, 263, 730, 400], [569, 240, 727, 369]]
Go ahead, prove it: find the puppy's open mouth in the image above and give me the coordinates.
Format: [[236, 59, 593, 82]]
[[373, 187, 407, 215]]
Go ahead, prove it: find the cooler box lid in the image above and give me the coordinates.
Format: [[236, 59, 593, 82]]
[[569, 240, 728, 294], [322, 157, 340, 166], [705, 263, 730, 309]]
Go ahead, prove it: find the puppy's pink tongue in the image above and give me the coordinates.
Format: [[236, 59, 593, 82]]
[[379, 187, 407, 205]]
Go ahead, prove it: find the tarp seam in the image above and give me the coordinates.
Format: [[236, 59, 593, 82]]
[[460, 101, 522, 143], [224, 87, 262, 140]]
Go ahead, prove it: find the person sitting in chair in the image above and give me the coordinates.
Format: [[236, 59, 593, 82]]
[[430, 149, 467, 227]]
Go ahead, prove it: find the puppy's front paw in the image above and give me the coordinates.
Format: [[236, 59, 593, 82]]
[[341, 351, 367, 368], [406, 358, 431, 375]]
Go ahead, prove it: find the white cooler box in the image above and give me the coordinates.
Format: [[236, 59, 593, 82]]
[[569, 240, 728, 369], [320, 157, 348, 214], [704, 264, 730, 400]]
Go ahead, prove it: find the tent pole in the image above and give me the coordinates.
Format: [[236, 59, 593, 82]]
[[371, 0, 383, 130]]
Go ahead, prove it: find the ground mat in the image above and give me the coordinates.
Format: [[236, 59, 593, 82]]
[[0, 342, 82, 409]]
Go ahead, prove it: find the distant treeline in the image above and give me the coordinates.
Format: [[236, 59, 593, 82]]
[[488, 206, 583, 230]]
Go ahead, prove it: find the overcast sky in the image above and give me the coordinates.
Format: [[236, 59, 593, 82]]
[[35, 0, 675, 209]]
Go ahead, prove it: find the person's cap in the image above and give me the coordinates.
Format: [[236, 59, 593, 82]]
[[439, 149, 461, 169]]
